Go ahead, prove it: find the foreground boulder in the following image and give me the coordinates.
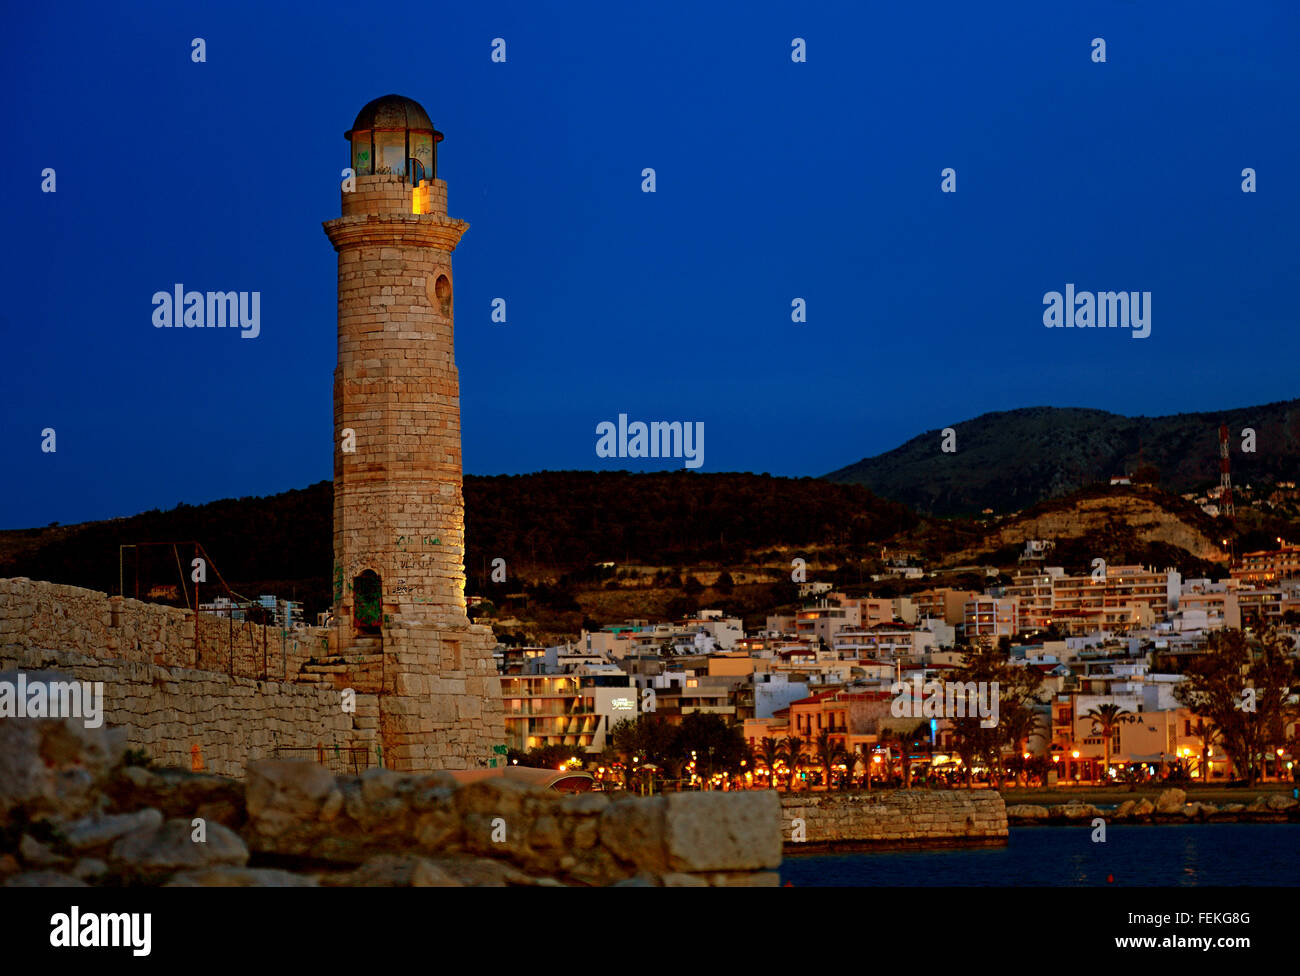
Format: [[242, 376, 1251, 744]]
[[109, 818, 249, 874], [0, 678, 126, 823], [1154, 788, 1187, 815], [1, 715, 782, 886], [1005, 804, 1049, 822], [1047, 803, 1101, 821]]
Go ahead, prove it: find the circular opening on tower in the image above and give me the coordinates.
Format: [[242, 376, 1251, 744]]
[[432, 274, 452, 316]]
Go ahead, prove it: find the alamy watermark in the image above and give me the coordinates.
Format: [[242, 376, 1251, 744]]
[[151, 284, 261, 339], [50, 906, 150, 956], [0, 672, 104, 728], [890, 677, 999, 728], [596, 414, 704, 469], [1043, 284, 1150, 339]]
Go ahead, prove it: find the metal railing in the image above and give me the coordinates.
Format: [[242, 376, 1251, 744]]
[[272, 744, 376, 775]]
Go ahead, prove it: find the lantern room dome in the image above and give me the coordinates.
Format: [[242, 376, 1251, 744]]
[[344, 94, 435, 140], [344, 94, 443, 186]]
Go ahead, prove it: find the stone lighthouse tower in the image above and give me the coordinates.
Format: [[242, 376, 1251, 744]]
[[323, 94, 504, 772]]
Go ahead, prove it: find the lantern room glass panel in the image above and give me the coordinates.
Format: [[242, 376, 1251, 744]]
[[409, 131, 433, 185], [376, 131, 406, 176], [351, 131, 373, 175]]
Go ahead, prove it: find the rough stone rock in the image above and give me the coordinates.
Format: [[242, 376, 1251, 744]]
[[528, 815, 563, 850], [562, 848, 621, 887], [571, 818, 600, 850], [0, 854, 20, 877], [1115, 800, 1136, 819], [19, 834, 66, 868], [416, 857, 558, 887], [318, 788, 345, 824], [320, 854, 437, 886], [167, 867, 317, 886], [4, 870, 87, 887], [600, 797, 667, 873], [412, 806, 460, 851], [105, 767, 246, 828], [453, 778, 533, 819], [709, 871, 782, 887], [1265, 793, 1298, 811], [408, 778, 459, 814], [661, 872, 709, 887], [1006, 804, 1050, 820], [1155, 788, 1187, 814], [321, 853, 548, 887], [359, 767, 406, 803], [194, 801, 242, 828], [1132, 798, 1156, 817], [0, 700, 127, 821], [110, 817, 249, 872], [1220, 803, 1246, 814], [71, 858, 108, 881], [557, 793, 610, 816], [63, 808, 163, 852], [664, 791, 782, 872], [245, 760, 341, 840], [1048, 803, 1101, 820]]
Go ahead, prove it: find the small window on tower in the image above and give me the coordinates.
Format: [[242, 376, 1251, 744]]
[[433, 274, 451, 316]]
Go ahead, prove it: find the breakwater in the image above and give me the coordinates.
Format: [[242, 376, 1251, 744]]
[[781, 790, 1007, 849]]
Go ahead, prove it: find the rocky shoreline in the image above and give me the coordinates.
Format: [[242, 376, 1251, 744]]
[[1006, 788, 1300, 826]]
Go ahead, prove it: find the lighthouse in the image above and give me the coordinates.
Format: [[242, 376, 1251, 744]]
[[323, 95, 504, 771]]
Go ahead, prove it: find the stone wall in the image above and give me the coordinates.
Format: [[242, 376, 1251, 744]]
[[379, 623, 504, 772], [0, 650, 377, 780], [0, 578, 504, 775], [781, 790, 1008, 847], [0, 577, 331, 680]]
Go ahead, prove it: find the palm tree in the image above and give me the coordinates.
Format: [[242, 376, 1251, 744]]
[[1191, 718, 1219, 784], [1083, 703, 1137, 783], [814, 730, 837, 791], [878, 726, 913, 788], [780, 735, 807, 792], [758, 736, 782, 789], [838, 744, 861, 791], [911, 726, 935, 787], [1002, 707, 1045, 787]]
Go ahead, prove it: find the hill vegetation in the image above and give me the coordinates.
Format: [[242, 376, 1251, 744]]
[[825, 401, 1300, 516], [0, 472, 916, 623]]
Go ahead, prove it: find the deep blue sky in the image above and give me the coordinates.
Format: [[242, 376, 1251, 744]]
[[3, 1, 1298, 529]]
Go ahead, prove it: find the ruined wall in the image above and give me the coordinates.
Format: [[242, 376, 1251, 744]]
[[0, 577, 331, 680], [0, 646, 377, 779], [0, 577, 506, 776], [0, 578, 376, 777], [781, 790, 1008, 846]]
